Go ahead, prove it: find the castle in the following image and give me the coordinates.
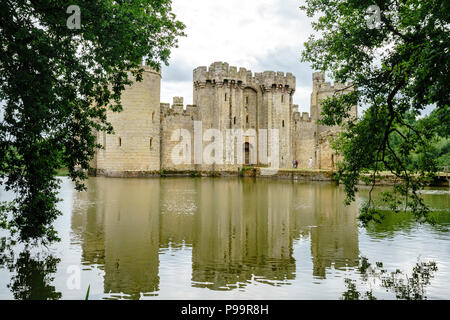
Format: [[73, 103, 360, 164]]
[[90, 62, 356, 176]]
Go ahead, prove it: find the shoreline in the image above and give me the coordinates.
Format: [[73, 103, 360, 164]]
[[85, 167, 449, 187]]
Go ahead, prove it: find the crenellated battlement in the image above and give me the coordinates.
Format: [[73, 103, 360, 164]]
[[160, 102, 170, 114], [160, 97, 198, 118], [139, 64, 162, 77], [302, 112, 311, 122], [312, 71, 353, 93], [292, 111, 311, 123], [193, 62, 249, 85], [254, 71, 295, 92], [292, 104, 311, 123], [193, 61, 295, 92], [312, 72, 325, 83]]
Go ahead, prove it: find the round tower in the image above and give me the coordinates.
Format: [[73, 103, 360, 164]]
[[95, 66, 162, 176]]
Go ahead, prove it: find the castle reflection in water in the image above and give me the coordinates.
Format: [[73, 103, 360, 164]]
[[70, 177, 359, 298]]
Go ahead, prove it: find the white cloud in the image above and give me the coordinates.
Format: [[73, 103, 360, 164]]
[[161, 0, 314, 113], [160, 81, 194, 106]]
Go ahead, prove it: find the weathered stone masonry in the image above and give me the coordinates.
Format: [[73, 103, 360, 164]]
[[90, 62, 356, 177]]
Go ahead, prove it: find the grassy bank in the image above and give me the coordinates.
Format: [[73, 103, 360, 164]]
[[55, 168, 69, 177]]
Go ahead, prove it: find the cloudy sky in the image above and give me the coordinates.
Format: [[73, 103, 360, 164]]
[[160, 0, 316, 114]]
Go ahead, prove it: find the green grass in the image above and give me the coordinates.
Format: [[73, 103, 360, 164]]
[[55, 168, 69, 176], [85, 285, 90, 300]]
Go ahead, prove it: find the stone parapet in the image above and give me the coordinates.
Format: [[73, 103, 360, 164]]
[[193, 61, 295, 92], [292, 111, 311, 123], [160, 97, 198, 117], [312, 71, 353, 93], [302, 112, 311, 122]]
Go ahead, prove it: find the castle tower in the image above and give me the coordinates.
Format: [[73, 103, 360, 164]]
[[310, 71, 356, 125], [193, 62, 257, 170], [310, 72, 325, 122], [92, 66, 161, 176], [257, 70, 296, 168], [193, 62, 296, 169], [308, 72, 356, 169]]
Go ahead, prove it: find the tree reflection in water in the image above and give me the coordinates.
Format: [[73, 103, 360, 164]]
[[0, 238, 61, 300], [342, 256, 438, 300]]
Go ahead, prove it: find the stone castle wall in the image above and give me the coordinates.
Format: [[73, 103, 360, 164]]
[[91, 62, 356, 175], [291, 108, 316, 168], [92, 66, 161, 176], [291, 72, 355, 170], [318, 129, 340, 170], [193, 62, 296, 169], [160, 97, 197, 172]]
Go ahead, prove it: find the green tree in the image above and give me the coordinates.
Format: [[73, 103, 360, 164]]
[[0, 1, 185, 243], [341, 257, 438, 300], [391, 109, 450, 170], [301, 0, 449, 223]]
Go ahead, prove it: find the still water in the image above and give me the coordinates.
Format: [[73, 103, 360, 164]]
[[0, 177, 449, 300]]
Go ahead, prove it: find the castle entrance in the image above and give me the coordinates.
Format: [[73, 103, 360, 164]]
[[244, 142, 250, 165]]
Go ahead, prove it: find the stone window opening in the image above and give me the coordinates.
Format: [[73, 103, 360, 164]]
[[234, 116, 236, 125], [150, 137, 153, 149], [246, 115, 249, 124], [152, 111, 155, 123], [244, 142, 250, 165], [281, 94, 284, 103], [225, 93, 228, 101], [282, 120, 285, 127], [118, 137, 121, 147], [245, 96, 249, 105]]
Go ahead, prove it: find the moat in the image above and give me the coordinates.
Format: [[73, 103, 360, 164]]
[[0, 177, 449, 299]]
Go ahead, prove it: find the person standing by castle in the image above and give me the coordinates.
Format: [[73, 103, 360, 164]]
[[295, 160, 298, 168], [308, 157, 313, 169], [292, 159, 296, 169]]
